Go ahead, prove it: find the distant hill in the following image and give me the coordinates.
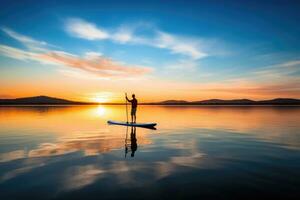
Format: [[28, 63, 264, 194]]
[[0, 96, 300, 105], [193, 99, 255, 105], [157, 100, 189, 104], [257, 98, 300, 105], [0, 95, 90, 105], [155, 98, 300, 105]]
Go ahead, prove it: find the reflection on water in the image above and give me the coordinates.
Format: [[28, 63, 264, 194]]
[[125, 127, 138, 158], [0, 105, 300, 199]]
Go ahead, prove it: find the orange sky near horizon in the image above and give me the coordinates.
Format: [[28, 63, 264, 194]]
[[1, 74, 300, 103]]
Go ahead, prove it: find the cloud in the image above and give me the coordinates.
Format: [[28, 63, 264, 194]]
[[164, 59, 199, 72], [84, 51, 103, 59], [255, 60, 300, 75], [1, 27, 53, 52], [38, 51, 152, 77], [154, 31, 207, 59], [112, 26, 134, 43], [0, 44, 36, 60], [275, 60, 300, 68], [225, 59, 300, 84], [65, 18, 109, 40], [65, 18, 208, 60], [0, 28, 153, 79]]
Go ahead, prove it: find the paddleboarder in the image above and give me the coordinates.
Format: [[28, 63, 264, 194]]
[[126, 93, 138, 123]]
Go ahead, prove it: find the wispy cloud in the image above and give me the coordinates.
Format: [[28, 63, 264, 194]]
[[84, 51, 103, 59], [254, 59, 300, 74], [154, 31, 207, 59], [0, 28, 152, 78], [65, 18, 208, 60], [0, 44, 36, 60], [38, 51, 152, 77], [164, 59, 199, 72], [65, 18, 109, 40], [1, 27, 54, 52], [227, 59, 300, 84]]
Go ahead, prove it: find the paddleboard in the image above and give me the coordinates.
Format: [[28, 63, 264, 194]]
[[107, 120, 157, 129]]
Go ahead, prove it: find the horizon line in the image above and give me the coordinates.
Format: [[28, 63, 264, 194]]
[[1, 95, 300, 105]]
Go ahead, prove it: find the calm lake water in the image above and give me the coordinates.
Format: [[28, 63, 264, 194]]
[[0, 105, 300, 200]]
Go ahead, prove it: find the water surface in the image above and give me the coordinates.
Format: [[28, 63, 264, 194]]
[[0, 105, 300, 200]]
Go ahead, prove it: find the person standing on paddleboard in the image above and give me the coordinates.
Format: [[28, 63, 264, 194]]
[[126, 94, 138, 123]]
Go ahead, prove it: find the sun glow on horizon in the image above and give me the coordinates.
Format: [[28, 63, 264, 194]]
[[89, 92, 116, 103], [92, 97, 109, 103]]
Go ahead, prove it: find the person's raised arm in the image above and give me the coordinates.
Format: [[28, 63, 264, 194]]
[[125, 94, 131, 102]]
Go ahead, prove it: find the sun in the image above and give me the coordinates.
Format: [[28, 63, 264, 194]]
[[93, 97, 109, 103], [89, 92, 114, 104]]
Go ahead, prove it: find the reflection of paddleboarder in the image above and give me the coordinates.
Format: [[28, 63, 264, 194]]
[[130, 126, 137, 157], [126, 94, 138, 123], [125, 126, 138, 158]]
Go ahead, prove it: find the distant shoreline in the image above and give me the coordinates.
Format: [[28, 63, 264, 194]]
[[1, 95, 300, 106], [1, 104, 300, 106]]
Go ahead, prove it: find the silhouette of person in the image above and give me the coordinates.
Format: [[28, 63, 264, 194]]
[[126, 94, 138, 123], [130, 126, 137, 157]]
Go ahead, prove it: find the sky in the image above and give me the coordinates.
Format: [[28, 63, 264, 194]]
[[0, 0, 300, 102]]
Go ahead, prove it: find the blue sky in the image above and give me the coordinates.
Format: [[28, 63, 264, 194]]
[[0, 0, 300, 101]]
